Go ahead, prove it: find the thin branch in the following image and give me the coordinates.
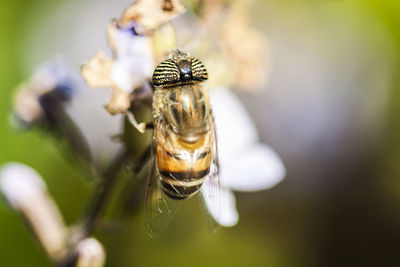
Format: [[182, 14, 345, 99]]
[[81, 148, 132, 235]]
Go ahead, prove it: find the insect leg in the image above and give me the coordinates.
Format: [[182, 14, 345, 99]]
[[134, 145, 153, 174], [144, 122, 154, 129]]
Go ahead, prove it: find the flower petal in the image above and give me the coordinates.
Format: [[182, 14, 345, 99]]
[[220, 144, 286, 192], [209, 89, 286, 192], [105, 87, 131, 115], [210, 89, 258, 153], [107, 21, 154, 92], [201, 178, 239, 227]]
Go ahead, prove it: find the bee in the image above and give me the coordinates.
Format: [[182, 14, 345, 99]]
[[145, 50, 220, 237]]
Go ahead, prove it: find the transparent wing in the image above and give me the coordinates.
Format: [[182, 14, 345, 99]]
[[144, 153, 180, 239], [200, 176, 238, 227], [199, 167, 220, 233], [198, 116, 221, 232]]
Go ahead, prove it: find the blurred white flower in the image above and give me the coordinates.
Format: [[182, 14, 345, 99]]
[[12, 60, 95, 171], [201, 89, 286, 227], [13, 59, 76, 127], [0, 162, 68, 261], [0, 162, 46, 209], [76, 238, 106, 267]]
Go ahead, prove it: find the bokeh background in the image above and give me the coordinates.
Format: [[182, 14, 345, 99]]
[[1, 0, 400, 266]]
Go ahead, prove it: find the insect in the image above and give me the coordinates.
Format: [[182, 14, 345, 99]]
[[144, 50, 221, 238]]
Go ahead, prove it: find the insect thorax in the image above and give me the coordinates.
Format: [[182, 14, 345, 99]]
[[153, 83, 211, 137]]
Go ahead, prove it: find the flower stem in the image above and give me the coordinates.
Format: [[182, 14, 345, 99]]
[[82, 148, 131, 235]]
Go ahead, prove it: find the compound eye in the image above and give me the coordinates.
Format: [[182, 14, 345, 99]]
[[152, 59, 180, 86], [190, 57, 208, 81]]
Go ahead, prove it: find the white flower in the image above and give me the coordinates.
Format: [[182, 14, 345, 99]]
[[0, 162, 69, 261], [81, 20, 154, 115], [76, 238, 106, 267], [0, 162, 47, 209], [0, 163, 107, 264], [201, 89, 286, 227], [109, 24, 154, 93]]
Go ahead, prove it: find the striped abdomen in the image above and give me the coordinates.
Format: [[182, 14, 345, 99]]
[[154, 118, 214, 200]]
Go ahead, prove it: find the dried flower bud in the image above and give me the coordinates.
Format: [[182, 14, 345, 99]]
[[81, 51, 113, 88], [106, 88, 131, 115], [220, 2, 271, 90], [119, 0, 186, 33], [185, 0, 271, 91], [193, 0, 229, 26]]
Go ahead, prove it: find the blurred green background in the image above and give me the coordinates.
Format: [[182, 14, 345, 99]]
[[2, 0, 400, 266]]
